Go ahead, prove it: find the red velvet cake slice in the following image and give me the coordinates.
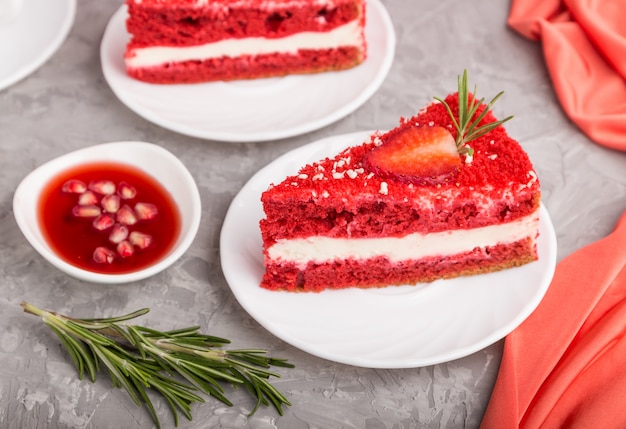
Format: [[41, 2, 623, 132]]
[[124, 0, 366, 84], [260, 73, 541, 292]]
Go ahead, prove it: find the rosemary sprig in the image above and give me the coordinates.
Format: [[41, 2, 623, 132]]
[[21, 301, 294, 428], [434, 70, 513, 156]]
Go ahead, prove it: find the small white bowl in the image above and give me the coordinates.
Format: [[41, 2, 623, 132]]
[[13, 141, 201, 284]]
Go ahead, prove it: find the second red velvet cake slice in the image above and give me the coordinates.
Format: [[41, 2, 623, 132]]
[[124, 0, 367, 84]]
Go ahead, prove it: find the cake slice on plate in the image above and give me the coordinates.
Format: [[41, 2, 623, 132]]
[[260, 71, 541, 292], [124, 0, 367, 84]]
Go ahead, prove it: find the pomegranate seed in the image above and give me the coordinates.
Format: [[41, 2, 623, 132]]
[[116, 204, 137, 225], [78, 191, 99, 206], [129, 231, 152, 249], [117, 182, 137, 199], [88, 180, 116, 195], [92, 213, 116, 231], [93, 246, 115, 264], [72, 205, 101, 218], [135, 202, 158, 220], [109, 223, 129, 244], [62, 179, 87, 194], [101, 194, 121, 213], [116, 240, 134, 258]]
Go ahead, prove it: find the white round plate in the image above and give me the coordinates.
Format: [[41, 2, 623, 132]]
[[220, 131, 558, 368], [100, 0, 395, 142], [0, 0, 75, 90]]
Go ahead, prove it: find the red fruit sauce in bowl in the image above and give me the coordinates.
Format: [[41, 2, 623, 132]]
[[13, 142, 201, 283]]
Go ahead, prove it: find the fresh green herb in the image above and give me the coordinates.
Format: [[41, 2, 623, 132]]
[[434, 69, 513, 156], [21, 301, 294, 428]]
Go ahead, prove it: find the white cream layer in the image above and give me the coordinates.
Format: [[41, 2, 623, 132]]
[[268, 211, 540, 267], [126, 20, 363, 68]]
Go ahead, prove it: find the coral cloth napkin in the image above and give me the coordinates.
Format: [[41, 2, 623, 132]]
[[507, 0, 626, 151], [480, 210, 626, 428]]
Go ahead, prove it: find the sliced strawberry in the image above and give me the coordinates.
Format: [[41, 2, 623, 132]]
[[363, 126, 461, 185]]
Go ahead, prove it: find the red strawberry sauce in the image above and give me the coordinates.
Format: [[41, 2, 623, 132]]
[[37, 162, 181, 275]]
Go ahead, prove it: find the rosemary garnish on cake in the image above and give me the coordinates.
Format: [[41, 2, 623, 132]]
[[21, 301, 294, 428], [434, 70, 513, 156]]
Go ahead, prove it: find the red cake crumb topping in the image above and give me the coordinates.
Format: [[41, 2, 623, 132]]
[[266, 92, 536, 192]]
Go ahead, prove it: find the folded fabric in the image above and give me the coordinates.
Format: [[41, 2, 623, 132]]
[[508, 0, 626, 151], [480, 209, 626, 428]]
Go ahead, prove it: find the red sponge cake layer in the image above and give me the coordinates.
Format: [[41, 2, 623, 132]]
[[126, 1, 364, 47], [124, 0, 366, 84], [263, 239, 538, 292], [127, 47, 364, 84]]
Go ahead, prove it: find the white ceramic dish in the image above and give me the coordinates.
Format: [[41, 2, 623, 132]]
[[0, 0, 75, 90], [220, 131, 558, 368], [100, 0, 395, 142], [13, 142, 201, 284]]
